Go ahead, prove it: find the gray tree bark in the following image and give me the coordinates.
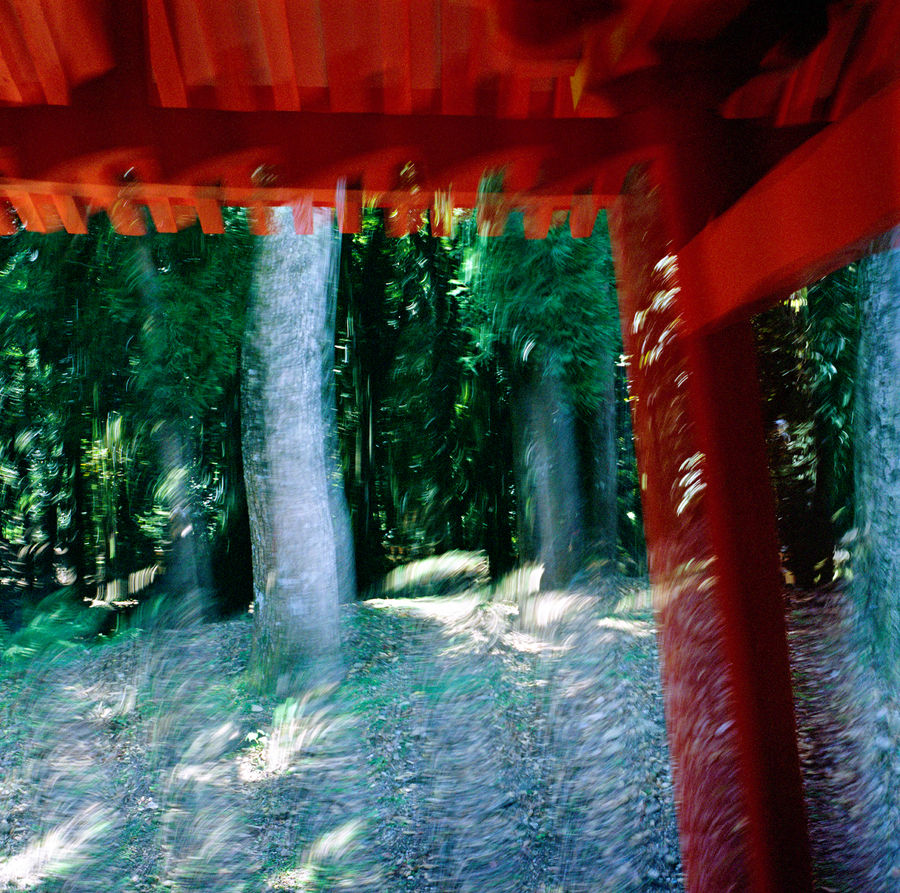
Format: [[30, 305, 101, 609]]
[[242, 206, 355, 692], [854, 232, 900, 681]]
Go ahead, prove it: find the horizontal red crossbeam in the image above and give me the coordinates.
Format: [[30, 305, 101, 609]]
[[0, 100, 653, 235], [679, 77, 900, 334]]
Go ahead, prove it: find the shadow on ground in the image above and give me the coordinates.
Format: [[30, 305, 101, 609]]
[[0, 562, 682, 892]]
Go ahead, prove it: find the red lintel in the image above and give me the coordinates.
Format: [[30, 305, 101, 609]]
[[678, 78, 900, 336]]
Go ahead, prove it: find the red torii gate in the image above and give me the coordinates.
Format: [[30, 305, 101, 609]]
[[2, 2, 899, 889]]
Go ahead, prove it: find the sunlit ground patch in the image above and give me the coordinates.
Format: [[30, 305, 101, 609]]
[[0, 804, 113, 890], [595, 617, 655, 638], [267, 819, 369, 892], [378, 551, 488, 598]]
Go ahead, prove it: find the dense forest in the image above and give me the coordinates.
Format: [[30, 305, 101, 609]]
[[1, 205, 898, 682], [3, 207, 900, 891], [0, 207, 642, 662]]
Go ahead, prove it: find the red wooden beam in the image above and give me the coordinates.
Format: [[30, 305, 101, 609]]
[[146, 0, 188, 107], [610, 161, 812, 893], [0, 100, 661, 199], [678, 78, 900, 336], [10, 0, 68, 104]]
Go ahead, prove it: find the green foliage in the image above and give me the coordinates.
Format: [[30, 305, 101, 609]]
[[754, 264, 859, 586], [335, 203, 641, 582], [0, 587, 105, 665], [464, 210, 620, 407], [0, 211, 255, 626]]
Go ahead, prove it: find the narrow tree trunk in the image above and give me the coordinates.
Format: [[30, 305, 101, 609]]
[[854, 232, 900, 680], [483, 365, 515, 579], [510, 378, 538, 562], [134, 242, 211, 627], [579, 358, 618, 564], [511, 359, 585, 589], [242, 206, 355, 692]]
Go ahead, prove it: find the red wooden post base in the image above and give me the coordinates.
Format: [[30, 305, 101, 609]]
[[609, 166, 812, 893]]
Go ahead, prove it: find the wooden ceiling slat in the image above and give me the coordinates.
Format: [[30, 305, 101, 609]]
[[168, 0, 218, 93], [773, 69, 801, 128], [283, 0, 327, 95], [409, 0, 440, 105], [379, 0, 413, 115], [0, 203, 17, 235], [51, 193, 88, 234], [477, 191, 508, 236], [499, 73, 532, 118], [320, 0, 378, 113], [109, 199, 147, 236], [440, 0, 474, 115], [569, 193, 599, 237], [203, 1, 257, 111], [0, 52, 25, 105], [10, 0, 68, 104], [39, 0, 112, 86], [253, 0, 301, 110], [248, 204, 272, 235], [523, 202, 553, 239], [0, 6, 44, 105], [292, 193, 314, 234], [194, 196, 225, 233], [8, 191, 48, 232], [335, 187, 361, 233], [553, 74, 576, 117], [430, 191, 453, 237], [147, 0, 189, 107], [146, 198, 179, 233], [830, 1, 900, 121]]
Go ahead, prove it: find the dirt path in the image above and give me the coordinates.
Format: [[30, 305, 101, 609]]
[[0, 580, 683, 892], [787, 586, 900, 893]]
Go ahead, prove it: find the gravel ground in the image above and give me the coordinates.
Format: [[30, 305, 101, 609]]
[[5, 573, 896, 892], [0, 573, 682, 892], [787, 585, 900, 892]]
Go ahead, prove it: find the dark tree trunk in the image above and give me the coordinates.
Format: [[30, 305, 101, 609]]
[[65, 429, 90, 596], [345, 219, 390, 590], [578, 358, 618, 564], [242, 206, 355, 691], [510, 359, 585, 590], [483, 365, 516, 579], [423, 220, 465, 550]]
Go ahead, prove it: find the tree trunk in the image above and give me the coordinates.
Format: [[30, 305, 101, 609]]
[[854, 232, 900, 680], [579, 357, 618, 564], [242, 206, 355, 692], [483, 364, 516, 579], [511, 359, 585, 589]]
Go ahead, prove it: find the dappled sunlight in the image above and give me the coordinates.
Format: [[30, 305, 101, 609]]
[[516, 590, 589, 632], [371, 593, 482, 623], [379, 551, 488, 598], [489, 563, 544, 603], [0, 577, 682, 892], [304, 817, 365, 867], [0, 804, 113, 889], [596, 617, 655, 638], [263, 695, 345, 777]]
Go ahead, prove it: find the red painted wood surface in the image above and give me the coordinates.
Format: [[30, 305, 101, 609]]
[[0, 0, 895, 247], [610, 164, 812, 893], [2, 2, 900, 888]]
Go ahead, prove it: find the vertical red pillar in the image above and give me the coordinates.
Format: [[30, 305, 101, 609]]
[[609, 161, 812, 892]]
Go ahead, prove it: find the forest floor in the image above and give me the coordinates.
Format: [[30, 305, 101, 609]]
[[0, 559, 898, 892]]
